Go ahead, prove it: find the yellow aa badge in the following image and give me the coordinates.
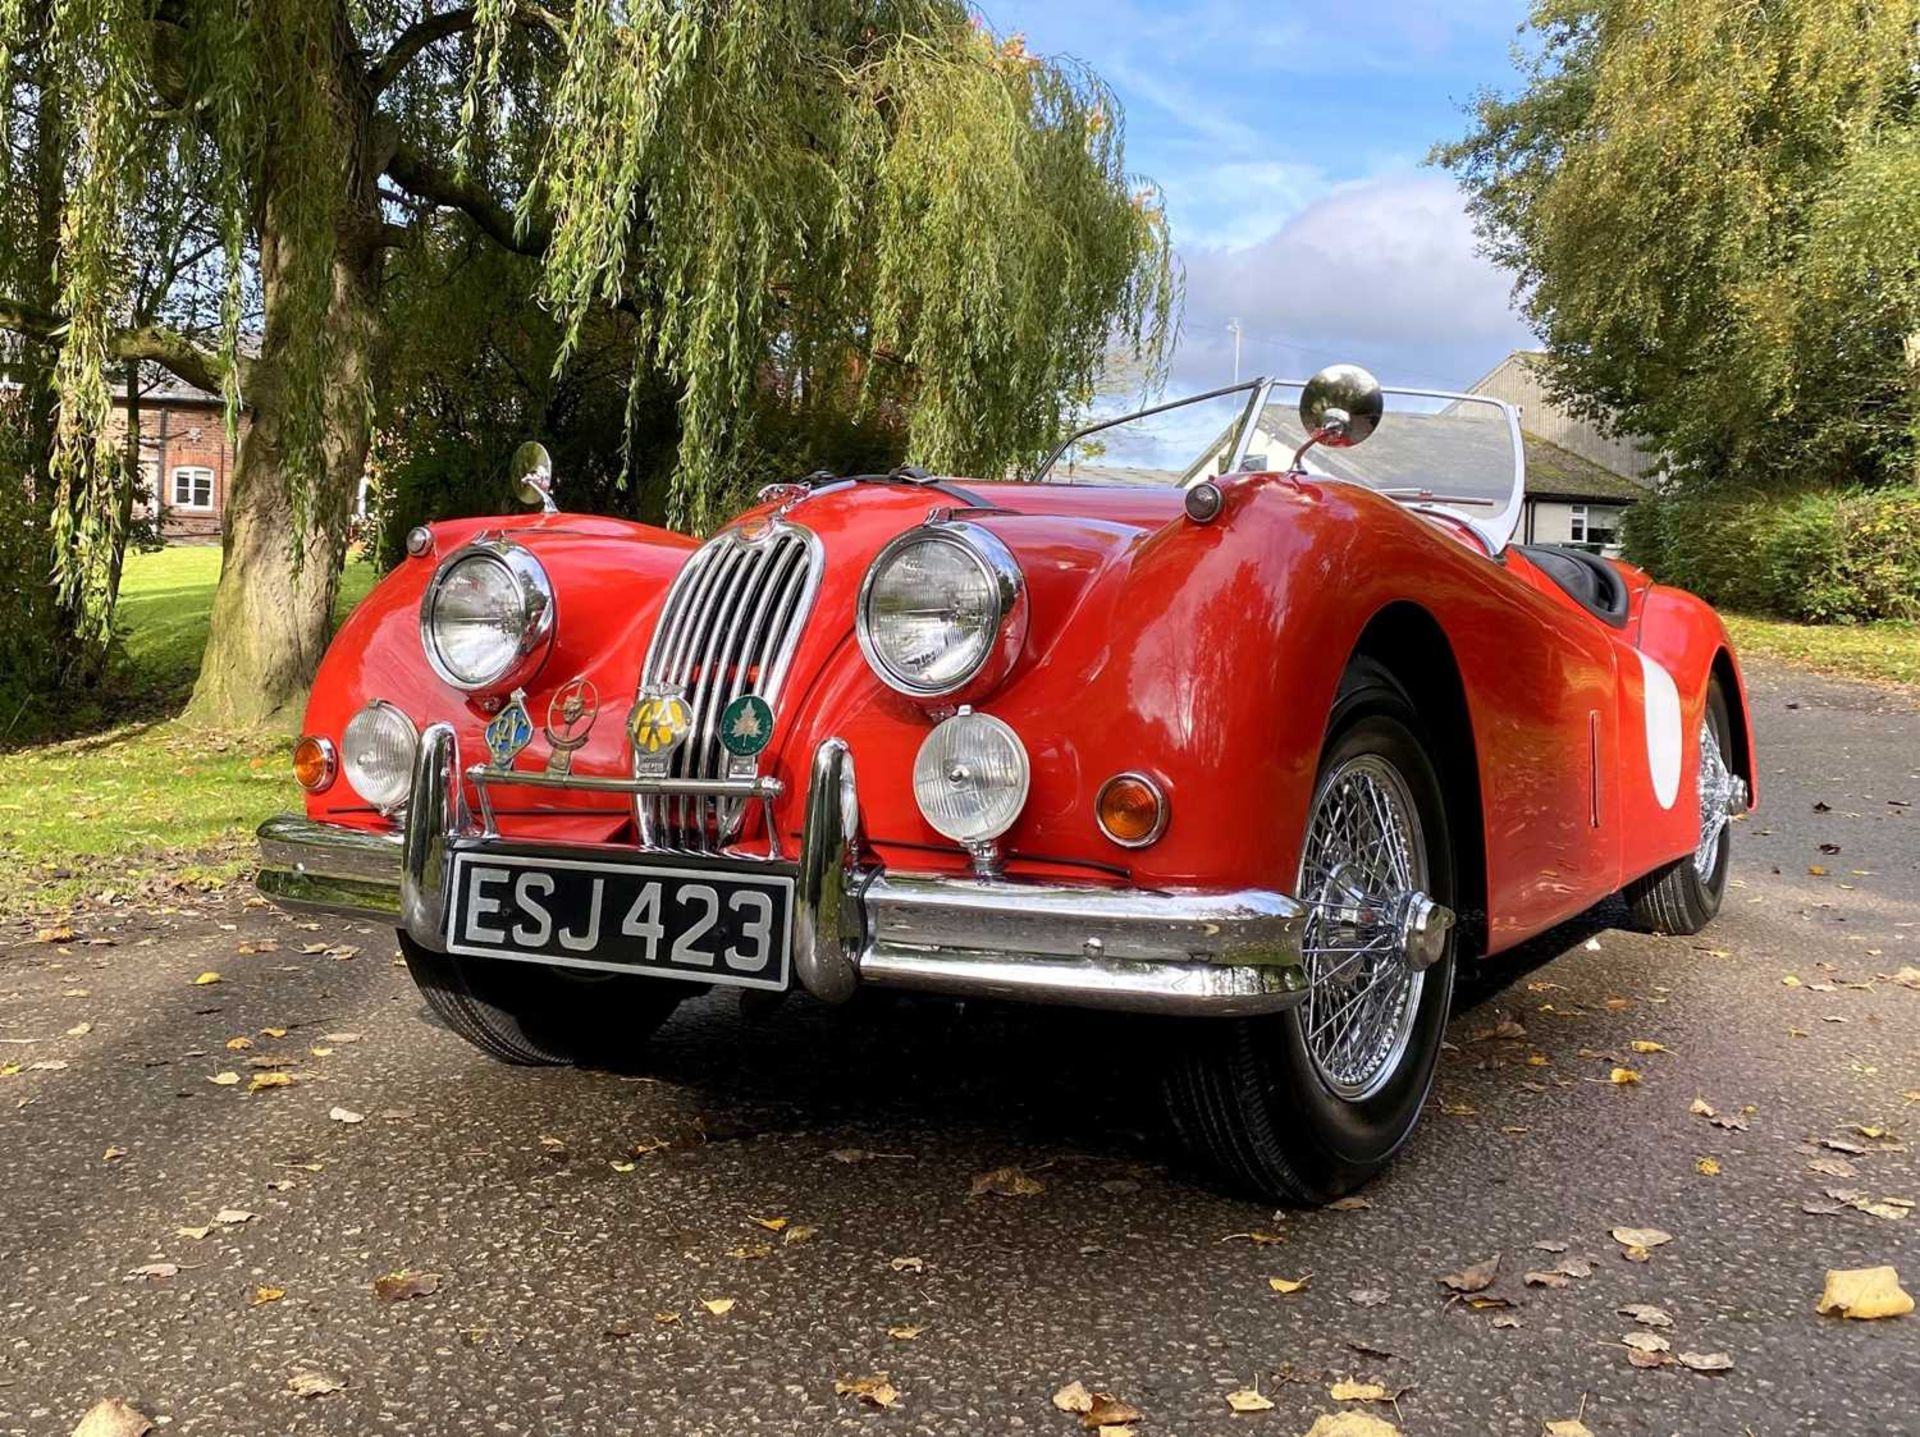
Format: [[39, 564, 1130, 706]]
[[627, 691, 692, 757]]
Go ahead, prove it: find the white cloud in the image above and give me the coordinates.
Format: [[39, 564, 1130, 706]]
[[1160, 173, 1532, 395]]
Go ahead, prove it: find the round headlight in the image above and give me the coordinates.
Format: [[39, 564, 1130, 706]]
[[857, 525, 1026, 698], [421, 544, 554, 692], [912, 710, 1030, 846], [342, 700, 418, 811]]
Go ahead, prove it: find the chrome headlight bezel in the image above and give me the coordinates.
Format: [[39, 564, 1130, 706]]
[[855, 523, 1028, 700], [419, 541, 556, 693]]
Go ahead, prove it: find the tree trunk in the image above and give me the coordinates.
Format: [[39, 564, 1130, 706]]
[[186, 254, 380, 728], [186, 7, 384, 730]]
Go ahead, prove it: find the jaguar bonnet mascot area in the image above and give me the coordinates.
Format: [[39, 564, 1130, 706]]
[[258, 365, 1755, 1204]]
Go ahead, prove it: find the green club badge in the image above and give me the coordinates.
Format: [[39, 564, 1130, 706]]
[[719, 693, 774, 758]]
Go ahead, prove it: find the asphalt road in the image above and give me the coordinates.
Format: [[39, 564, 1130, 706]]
[[3, 661, 1916, 1437]]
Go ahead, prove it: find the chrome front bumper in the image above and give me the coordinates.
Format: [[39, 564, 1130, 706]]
[[256, 729, 1309, 1017]]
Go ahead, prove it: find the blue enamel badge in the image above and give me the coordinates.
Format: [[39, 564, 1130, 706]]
[[485, 689, 535, 771]]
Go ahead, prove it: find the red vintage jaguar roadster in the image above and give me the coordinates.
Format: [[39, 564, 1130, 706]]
[[258, 365, 1754, 1203]]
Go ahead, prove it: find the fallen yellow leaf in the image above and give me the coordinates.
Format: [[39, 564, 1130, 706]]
[[1610, 1226, 1673, 1251], [834, 1374, 898, 1409], [208, 1072, 241, 1087], [751, 1215, 789, 1231], [71, 1398, 152, 1436], [1084, 1394, 1144, 1428], [248, 1071, 294, 1092], [1225, 1387, 1274, 1413], [193, 972, 221, 985], [1303, 1412, 1400, 1436], [1545, 1422, 1595, 1437], [1817, 1266, 1913, 1320], [888, 1324, 923, 1340], [251, 1285, 285, 1305], [1609, 1067, 1642, 1086], [1328, 1378, 1391, 1401], [1268, 1275, 1310, 1294], [261, 1027, 288, 1039], [225, 1037, 254, 1051], [609, 1161, 635, 1174], [1696, 1157, 1722, 1176], [969, 1165, 1044, 1197], [701, 1297, 735, 1315], [1629, 1040, 1667, 1054], [1052, 1382, 1095, 1414]]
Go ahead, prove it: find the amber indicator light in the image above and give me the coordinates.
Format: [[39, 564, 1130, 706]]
[[1096, 773, 1166, 847], [293, 736, 336, 792]]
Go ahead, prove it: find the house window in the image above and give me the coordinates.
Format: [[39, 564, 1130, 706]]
[[171, 465, 215, 511], [1568, 503, 1623, 549]]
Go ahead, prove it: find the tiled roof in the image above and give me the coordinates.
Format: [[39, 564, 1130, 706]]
[[1521, 433, 1652, 503]]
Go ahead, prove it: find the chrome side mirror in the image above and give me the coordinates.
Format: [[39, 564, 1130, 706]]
[[511, 440, 557, 513], [1291, 364, 1383, 471]]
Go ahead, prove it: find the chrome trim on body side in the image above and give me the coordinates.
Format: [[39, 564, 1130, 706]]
[[256, 734, 1309, 1017]]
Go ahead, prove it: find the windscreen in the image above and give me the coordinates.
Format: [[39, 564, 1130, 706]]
[[1252, 384, 1521, 544], [1036, 385, 1260, 487]]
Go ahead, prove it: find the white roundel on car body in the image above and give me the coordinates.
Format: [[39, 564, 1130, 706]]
[[1637, 651, 1683, 809]]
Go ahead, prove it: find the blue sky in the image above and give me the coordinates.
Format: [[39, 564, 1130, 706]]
[[988, 0, 1539, 395]]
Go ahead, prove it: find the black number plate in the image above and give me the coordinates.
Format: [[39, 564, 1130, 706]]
[[445, 851, 793, 991]]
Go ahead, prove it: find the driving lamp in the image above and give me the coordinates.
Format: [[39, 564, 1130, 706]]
[[420, 543, 555, 692], [342, 700, 418, 812], [857, 525, 1026, 698], [912, 709, 1030, 847]]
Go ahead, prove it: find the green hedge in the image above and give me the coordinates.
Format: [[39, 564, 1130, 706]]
[[1621, 487, 1920, 624]]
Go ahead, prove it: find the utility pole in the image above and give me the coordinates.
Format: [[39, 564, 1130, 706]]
[[1228, 318, 1242, 384]]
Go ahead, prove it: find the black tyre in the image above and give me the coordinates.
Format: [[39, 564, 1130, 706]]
[[400, 935, 687, 1066], [1165, 661, 1457, 1205], [1623, 679, 1736, 935]]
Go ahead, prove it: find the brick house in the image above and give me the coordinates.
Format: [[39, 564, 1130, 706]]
[[110, 377, 243, 541]]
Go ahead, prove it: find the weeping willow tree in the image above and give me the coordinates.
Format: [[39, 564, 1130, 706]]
[[1435, 0, 1920, 493], [0, 3, 1174, 727]]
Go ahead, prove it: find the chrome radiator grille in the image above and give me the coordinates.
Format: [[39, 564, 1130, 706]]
[[635, 523, 821, 851]]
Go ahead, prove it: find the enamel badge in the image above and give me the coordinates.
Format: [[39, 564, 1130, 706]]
[[543, 676, 599, 776], [485, 690, 535, 771], [719, 693, 774, 758], [628, 689, 692, 759]]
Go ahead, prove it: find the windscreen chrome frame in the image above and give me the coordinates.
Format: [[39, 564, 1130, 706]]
[[1032, 381, 1266, 486], [1036, 375, 1527, 555], [1245, 378, 1527, 555]]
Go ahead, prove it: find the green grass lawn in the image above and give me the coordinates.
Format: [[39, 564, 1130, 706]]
[[0, 547, 376, 917], [1722, 612, 1920, 690]]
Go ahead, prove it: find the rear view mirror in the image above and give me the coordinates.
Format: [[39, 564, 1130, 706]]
[[1298, 364, 1383, 452], [511, 441, 556, 513]]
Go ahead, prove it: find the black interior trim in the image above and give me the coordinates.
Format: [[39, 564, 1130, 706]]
[[1516, 544, 1630, 628]]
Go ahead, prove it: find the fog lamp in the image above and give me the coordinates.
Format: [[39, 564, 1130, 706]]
[[1096, 772, 1167, 847], [292, 736, 337, 792], [342, 700, 418, 812], [912, 709, 1029, 847]]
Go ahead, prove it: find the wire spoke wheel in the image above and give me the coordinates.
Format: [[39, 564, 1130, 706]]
[[1694, 717, 1735, 877], [1296, 754, 1427, 1101]]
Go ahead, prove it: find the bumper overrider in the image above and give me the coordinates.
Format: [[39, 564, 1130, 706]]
[[255, 726, 1311, 1017]]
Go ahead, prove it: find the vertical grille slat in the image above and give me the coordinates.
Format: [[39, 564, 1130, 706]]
[[635, 524, 823, 853]]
